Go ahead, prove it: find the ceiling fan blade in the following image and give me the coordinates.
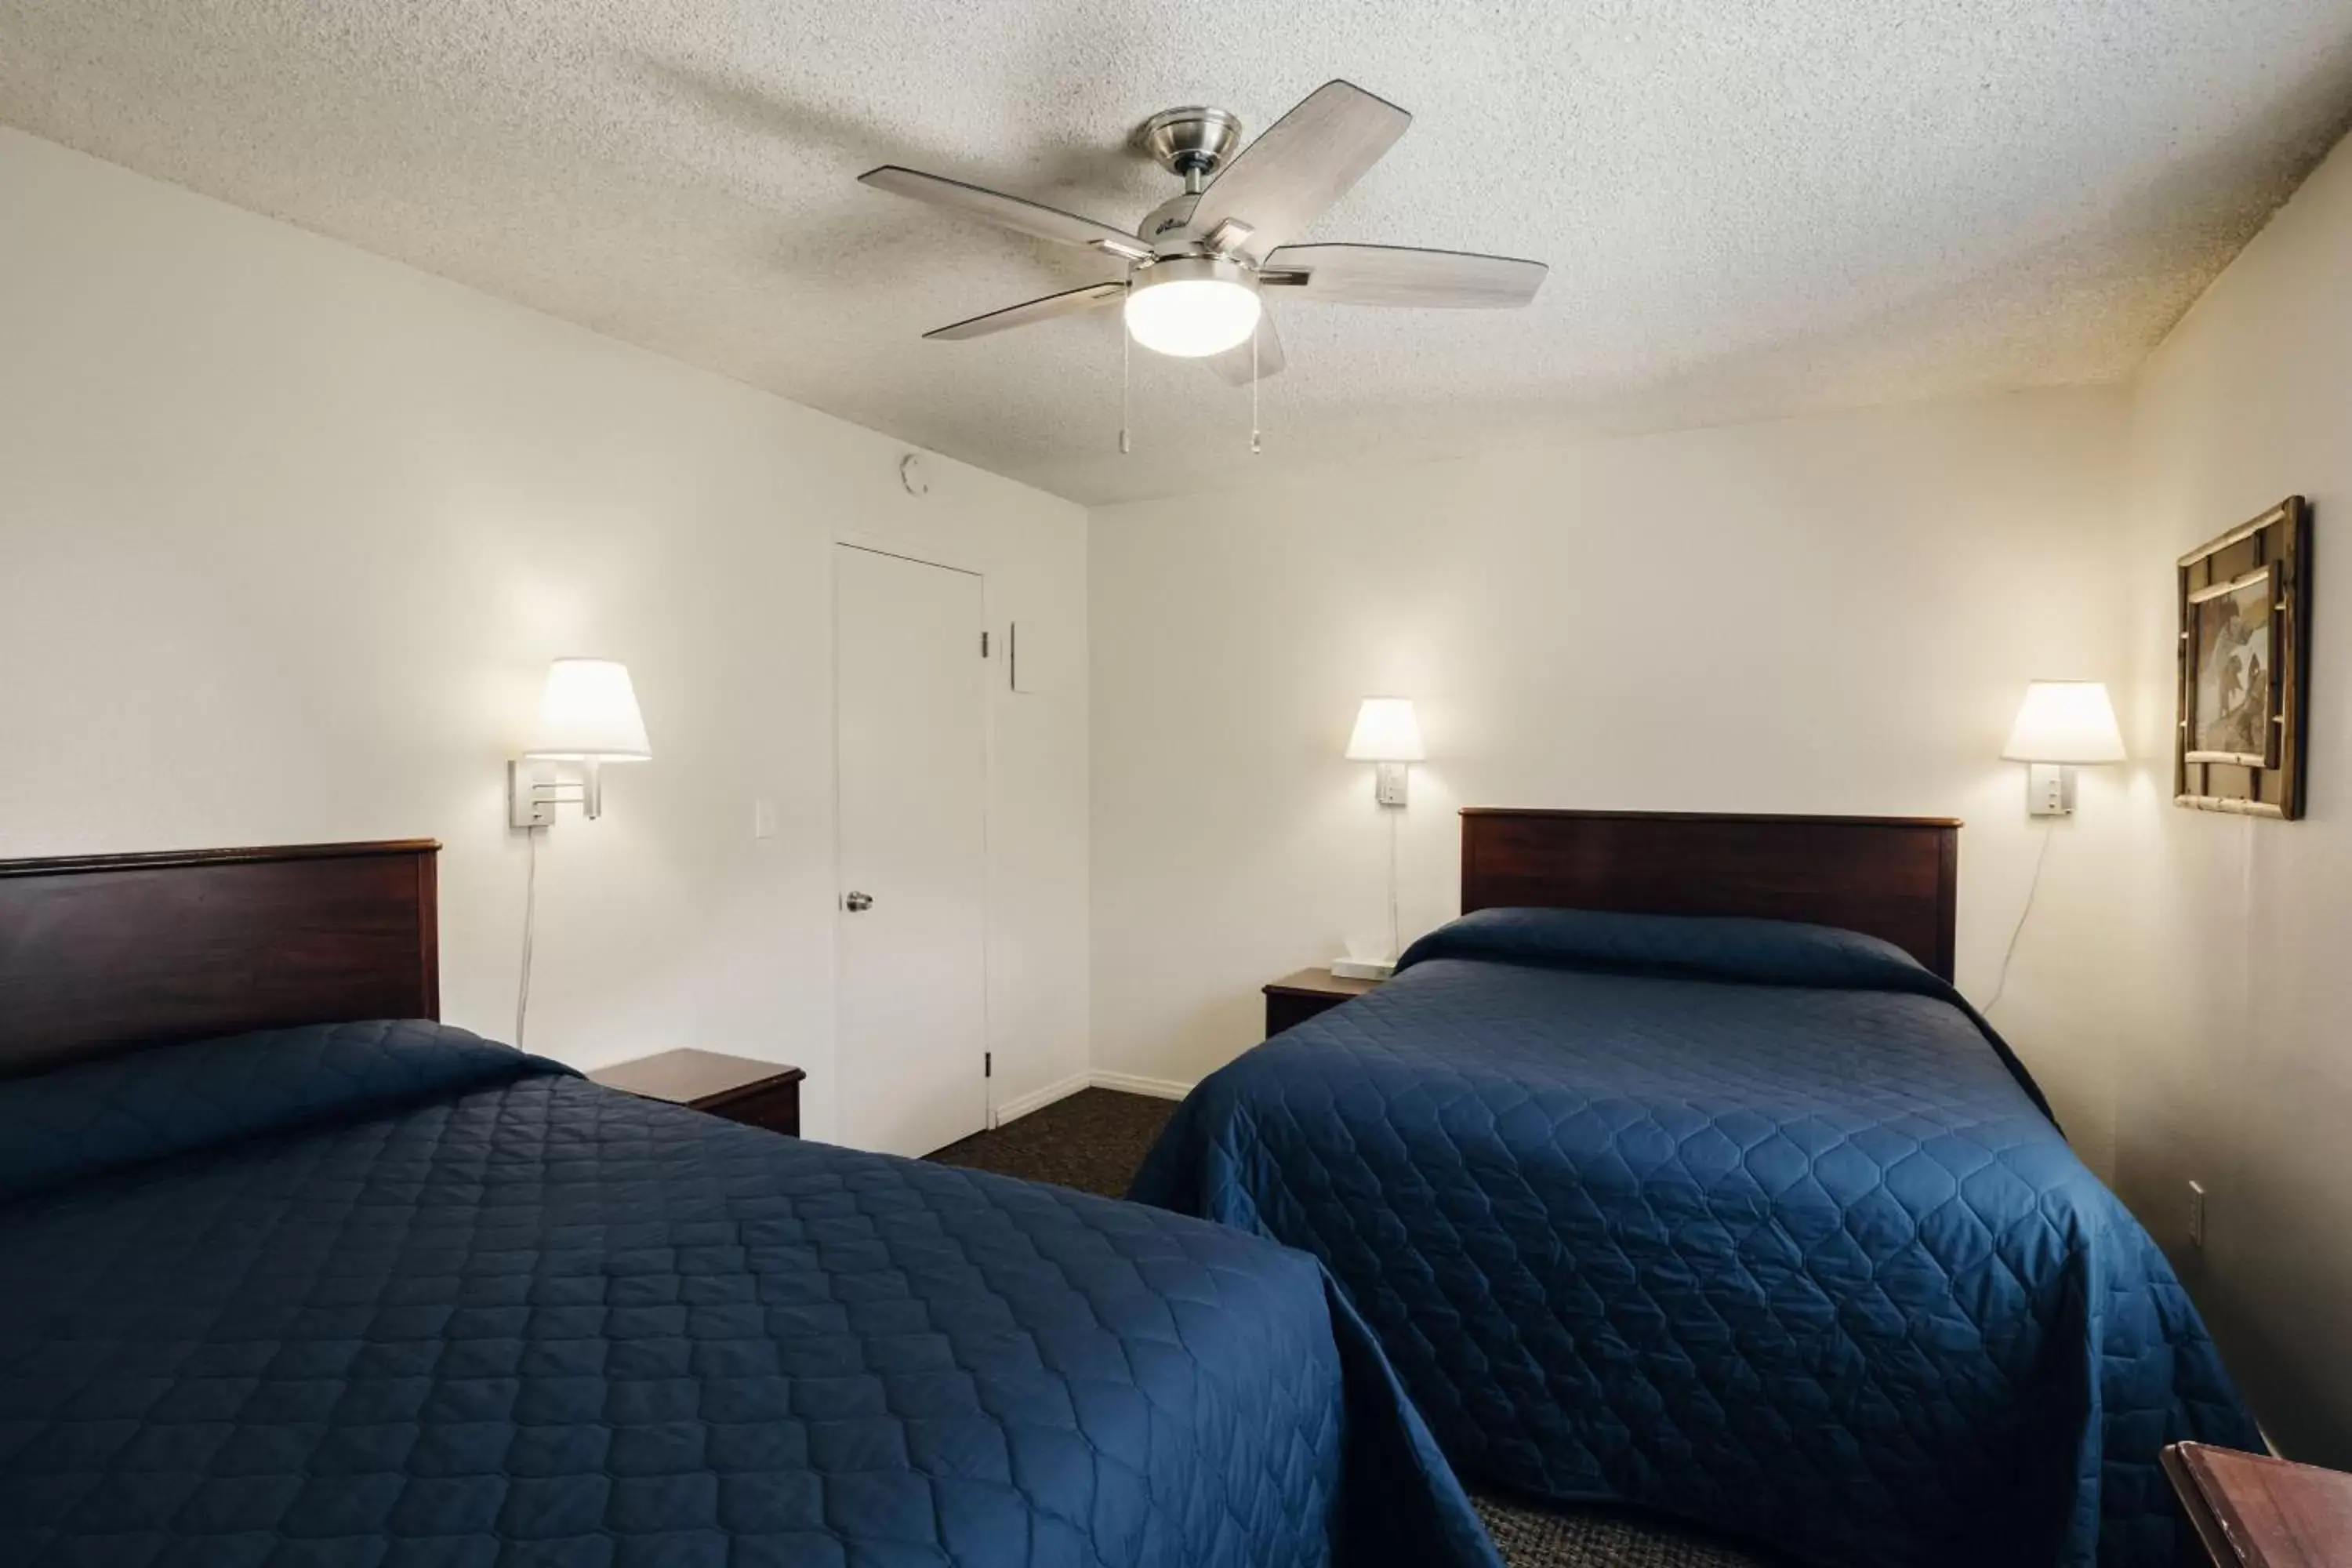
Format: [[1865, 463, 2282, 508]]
[[922, 281, 1127, 341], [1187, 81, 1410, 260], [1261, 242, 1546, 307], [860, 166, 1152, 260], [1202, 314, 1285, 385]]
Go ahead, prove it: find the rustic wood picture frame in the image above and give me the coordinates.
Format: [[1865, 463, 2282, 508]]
[[2176, 496, 2310, 818]]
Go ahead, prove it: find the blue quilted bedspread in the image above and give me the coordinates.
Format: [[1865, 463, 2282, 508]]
[[0, 1022, 1498, 1568], [1131, 910, 2261, 1568]]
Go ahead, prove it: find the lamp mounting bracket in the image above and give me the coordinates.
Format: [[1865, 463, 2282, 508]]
[[510, 758, 613, 828], [2027, 763, 2077, 818]]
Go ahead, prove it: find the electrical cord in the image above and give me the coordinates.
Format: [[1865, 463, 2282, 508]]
[[1387, 805, 1401, 963], [514, 825, 542, 1049], [1982, 823, 2053, 1016]]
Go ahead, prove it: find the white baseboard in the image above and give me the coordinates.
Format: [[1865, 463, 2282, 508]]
[[989, 1072, 1091, 1128], [988, 1069, 1197, 1129], [1088, 1069, 1196, 1102]]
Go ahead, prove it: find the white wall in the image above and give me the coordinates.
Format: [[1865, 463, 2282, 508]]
[[1090, 390, 2139, 1170], [2113, 131, 2352, 1465], [0, 127, 1091, 1142]]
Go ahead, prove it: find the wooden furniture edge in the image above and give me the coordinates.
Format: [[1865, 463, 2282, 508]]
[[1457, 808, 1964, 828], [0, 839, 443, 877], [1264, 969, 1382, 1000], [2163, 1444, 2245, 1566]]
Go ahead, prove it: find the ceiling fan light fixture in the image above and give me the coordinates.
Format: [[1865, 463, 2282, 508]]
[[861, 82, 1548, 379], [1123, 256, 1261, 358]]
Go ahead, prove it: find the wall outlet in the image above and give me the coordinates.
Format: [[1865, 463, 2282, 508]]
[[2187, 1180, 2207, 1248]]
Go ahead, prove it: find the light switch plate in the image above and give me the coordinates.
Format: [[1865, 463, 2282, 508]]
[[753, 798, 778, 840]]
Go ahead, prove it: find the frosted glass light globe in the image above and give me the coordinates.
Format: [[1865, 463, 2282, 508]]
[[1124, 262, 1262, 358]]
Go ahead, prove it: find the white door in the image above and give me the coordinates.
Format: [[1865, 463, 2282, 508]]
[[833, 544, 989, 1156]]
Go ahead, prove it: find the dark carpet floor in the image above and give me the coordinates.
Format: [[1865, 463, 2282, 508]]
[[927, 1090, 1771, 1568], [928, 1087, 1176, 1197]]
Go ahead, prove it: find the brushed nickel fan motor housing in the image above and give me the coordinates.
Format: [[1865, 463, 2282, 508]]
[[1136, 107, 1243, 183], [1129, 253, 1258, 294], [1138, 193, 1205, 252]]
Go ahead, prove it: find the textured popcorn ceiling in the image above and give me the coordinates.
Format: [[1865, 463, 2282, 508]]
[[5, 2, 2352, 504]]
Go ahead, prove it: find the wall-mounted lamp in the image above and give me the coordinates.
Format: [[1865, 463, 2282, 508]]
[[509, 659, 652, 827], [1345, 697, 1425, 806], [1338, 697, 1425, 980], [2002, 680, 2124, 816]]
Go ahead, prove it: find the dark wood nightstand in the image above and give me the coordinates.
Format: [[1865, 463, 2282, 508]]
[[2164, 1442, 2352, 1565], [590, 1049, 806, 1136], [1264, 968, 1382, 1038]]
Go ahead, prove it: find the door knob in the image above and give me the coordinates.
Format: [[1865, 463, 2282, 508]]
[[843, 891, 874, 913]]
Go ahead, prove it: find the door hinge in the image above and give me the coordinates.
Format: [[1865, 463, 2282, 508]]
[[984, 1051, 992, 1079], [980, 630, 990, 658]]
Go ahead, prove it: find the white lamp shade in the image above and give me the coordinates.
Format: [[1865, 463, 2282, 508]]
[[525, 659, 652, 760], [1346, 697, 1426, 762], [2002, 681, 2125, 764]]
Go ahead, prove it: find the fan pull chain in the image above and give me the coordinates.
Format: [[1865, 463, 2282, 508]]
[[1250, 324, 1261, 454], [1120, 322, 1132, 455]]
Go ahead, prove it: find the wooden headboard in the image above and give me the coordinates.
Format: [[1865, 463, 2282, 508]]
[[0, 840, 440, 1078], [1459, 809, 1960, 980]]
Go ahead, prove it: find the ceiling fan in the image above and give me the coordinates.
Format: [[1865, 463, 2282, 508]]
[[858, 80, 1547, 386]]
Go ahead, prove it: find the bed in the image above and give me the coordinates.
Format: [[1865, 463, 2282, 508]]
[[0, 840, 1499, 1568], [1131, 809, 2262, 1568]]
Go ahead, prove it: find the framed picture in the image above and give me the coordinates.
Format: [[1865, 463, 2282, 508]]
[[2184, 562, 2278, 768], [2176, 497, 2310, 818]]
